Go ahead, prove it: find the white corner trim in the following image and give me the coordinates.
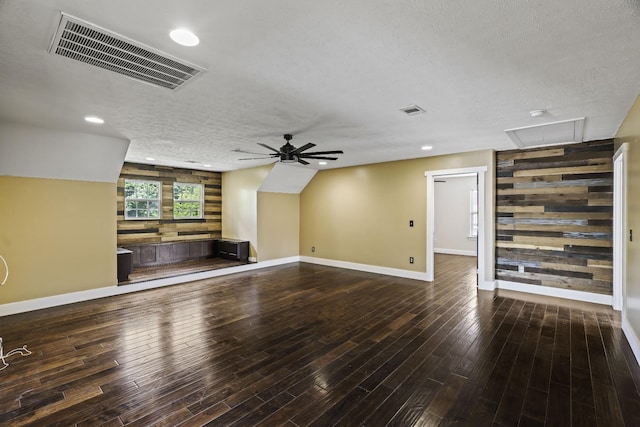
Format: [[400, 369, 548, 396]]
[[434, 248, 477, 257], [622, 316, 640, 367], [478, 280, 496, 291], [613, 142, 630, 161], [300, 256, 429, 281], [496, 280, 613, 306], [0, 257, 301, 317]]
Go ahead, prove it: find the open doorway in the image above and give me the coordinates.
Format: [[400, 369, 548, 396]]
[[425, 167, 487, 286]]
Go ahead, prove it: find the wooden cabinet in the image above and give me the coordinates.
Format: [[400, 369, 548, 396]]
[[124, 239, 217, 268], [216, 239, 249, 261], [116, 248, 133, 282]]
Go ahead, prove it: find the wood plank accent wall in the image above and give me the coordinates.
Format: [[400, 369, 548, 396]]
[[117, 163, 222, 246], [495, 139, 614, 295]]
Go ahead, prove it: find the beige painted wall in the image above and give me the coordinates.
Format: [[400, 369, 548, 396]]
[[0, 177, 117, 304], [616, 94, 640, 343], [257, 192, 300, 261], [222, 165, 272, 259], [300, 150, 495, 280]]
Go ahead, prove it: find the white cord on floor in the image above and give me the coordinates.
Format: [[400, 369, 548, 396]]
[[0, 254, 7, 285], [0, 337, 31, 371], [0, 256, 32, 371]]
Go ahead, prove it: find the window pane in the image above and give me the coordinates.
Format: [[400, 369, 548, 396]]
[[124, 180, 161, 219], [124, 182, 136, 198], [174, 183, 201, 201], [173, 183, 203, 218]]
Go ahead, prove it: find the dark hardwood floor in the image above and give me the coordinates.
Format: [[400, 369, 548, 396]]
[[1, 254, 639, 426], [118, 258, 251, 285]]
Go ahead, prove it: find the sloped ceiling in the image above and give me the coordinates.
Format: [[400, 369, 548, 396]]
[[0, 0, 639, 172], [259, 163, 317, 194]]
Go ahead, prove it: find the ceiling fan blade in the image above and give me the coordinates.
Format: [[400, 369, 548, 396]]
[[233, 148, 270, 155], [291, 142, 316, 155], [257, 143, 281, 154], [238, 156, 277, 160], [299, 155, 339, 160], [297, 158, 310, 165], [299, 150, 343, 155]]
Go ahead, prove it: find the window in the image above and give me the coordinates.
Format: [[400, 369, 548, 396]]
[[124, 180, 161, 219], [470, 188, 478, 238], [173, 183, 203, 219]]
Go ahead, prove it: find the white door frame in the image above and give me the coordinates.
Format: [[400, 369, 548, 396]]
[[425, 166, 487, 283], [613, 143, 628, 311]]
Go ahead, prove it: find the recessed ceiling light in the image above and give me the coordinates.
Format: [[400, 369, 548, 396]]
[[203, 164, 212, 168], [529, 109, 547, 117], [145, 157, 155, 161], [421, 145, 433, 150], [84, 116, 104, 124], [318, 161, 328, 166], [170, 28, 199, 46]]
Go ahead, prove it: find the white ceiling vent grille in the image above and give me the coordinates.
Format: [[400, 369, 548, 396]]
[[505, 117, 585, 149], [48, 13, 206, 90], [399, 105, 426, 116]]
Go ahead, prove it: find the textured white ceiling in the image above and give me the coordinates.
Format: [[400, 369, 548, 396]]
[[1, 0, 639, 172]]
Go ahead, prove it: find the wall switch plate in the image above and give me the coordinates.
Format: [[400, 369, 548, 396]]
[[409, 257, 414, 264], [311, 246, 315, 253], [409, 220, 414, 227]]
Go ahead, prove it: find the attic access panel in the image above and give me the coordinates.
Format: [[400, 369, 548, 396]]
[[505, 117, 585, 149], [48, 12, 206, 90]]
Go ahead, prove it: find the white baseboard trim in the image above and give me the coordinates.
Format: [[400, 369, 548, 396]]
[[300, 256, 429, 281], [434, 248, 477, 257], [496, 280, 613, 306], [0, 257, 300, 317], [622, 316, 640, 368]]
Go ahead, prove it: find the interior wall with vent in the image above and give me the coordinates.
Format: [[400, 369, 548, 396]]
[[495, 139, 614, 295], [117, 163, 222, 246]]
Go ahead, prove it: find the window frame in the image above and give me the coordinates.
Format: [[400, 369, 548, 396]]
[[124, 179, 162, 220], [469, 187, 478, 238], [173, 182, 204, 220]]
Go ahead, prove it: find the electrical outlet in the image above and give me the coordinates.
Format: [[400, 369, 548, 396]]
[[518, 265, 525, 273], [409, 257, 414, 264], [311, 246, 316, 253]]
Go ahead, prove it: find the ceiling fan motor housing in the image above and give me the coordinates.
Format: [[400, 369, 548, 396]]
[[280, 141, 297, 162]]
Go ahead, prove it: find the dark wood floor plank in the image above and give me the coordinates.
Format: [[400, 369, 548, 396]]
[[493, 303, 543, 426], [1, 254, 639, 426]]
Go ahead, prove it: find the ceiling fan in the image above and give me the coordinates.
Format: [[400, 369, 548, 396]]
[[235, 134, 343, 165]]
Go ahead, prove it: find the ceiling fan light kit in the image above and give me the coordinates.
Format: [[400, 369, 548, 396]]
[[238, 134, 343, 166]]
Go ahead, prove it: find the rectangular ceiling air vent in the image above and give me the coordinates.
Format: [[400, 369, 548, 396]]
[[504, 117, 585, 149], [48, 13, 206, 90], [399, 104, 426, 116]]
